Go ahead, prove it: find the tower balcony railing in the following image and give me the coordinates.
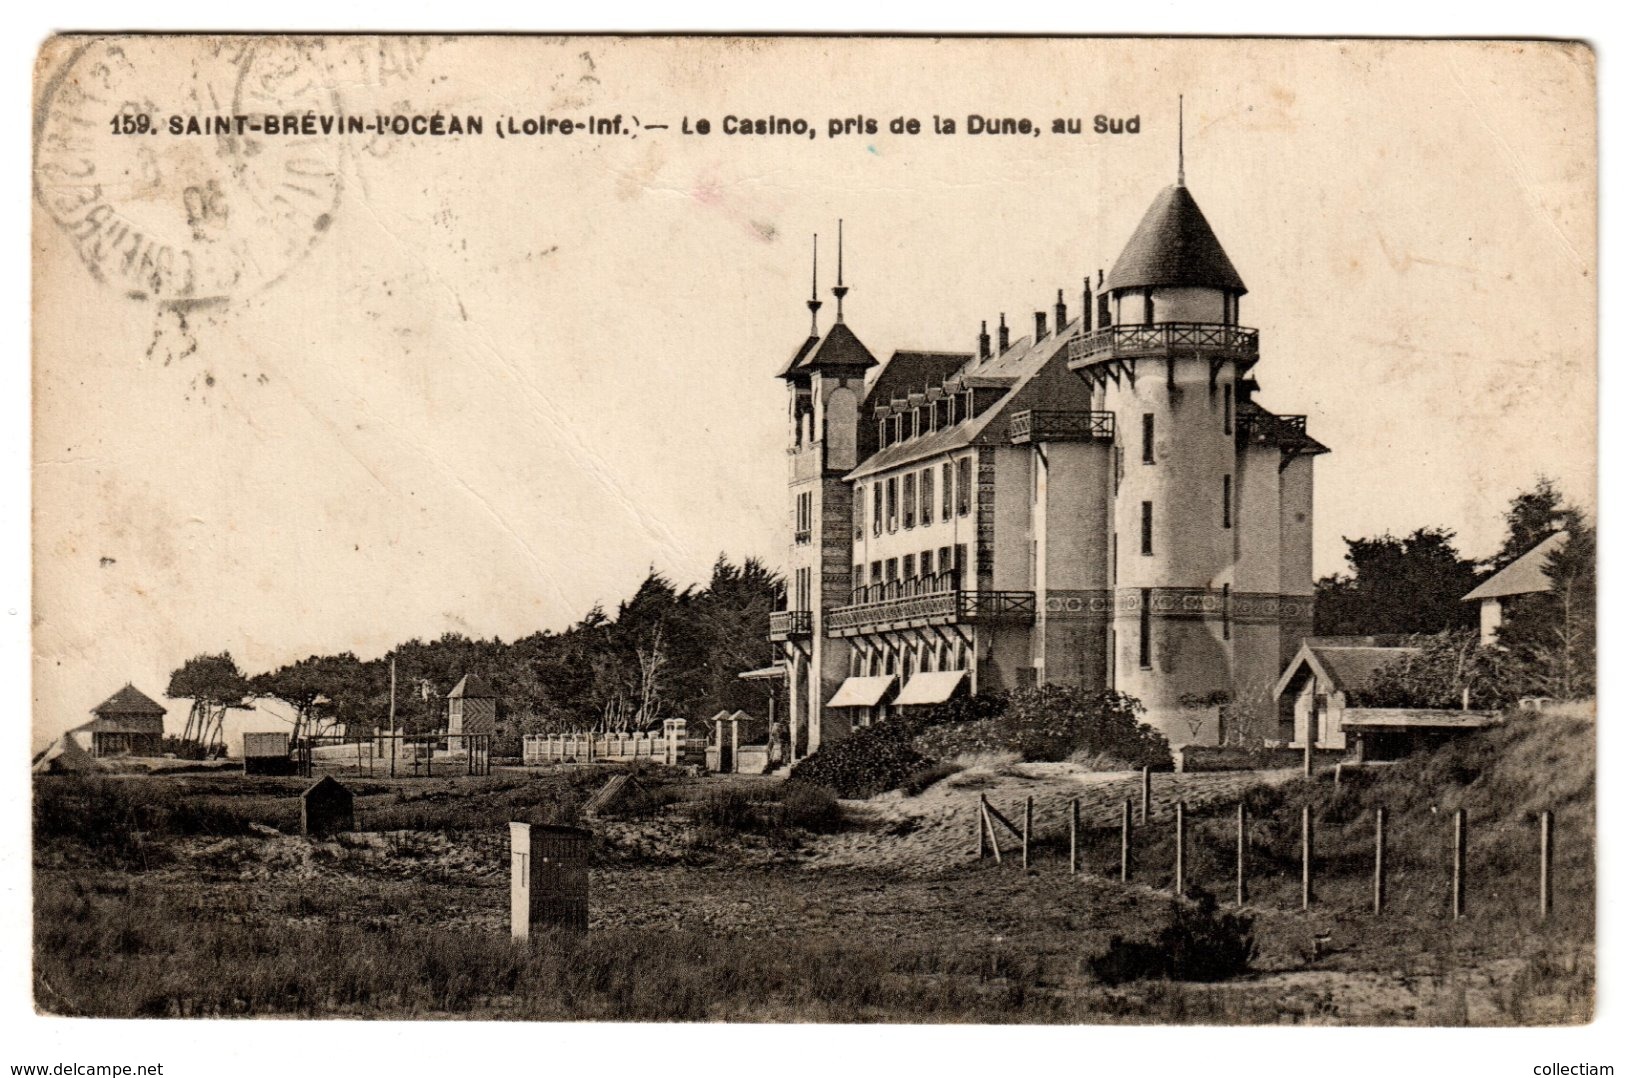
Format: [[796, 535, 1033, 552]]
[[768, 610, 813, 640], [1066, 322, 1259, 368], [1009, 409, 1115, 444], [826, 580, 1036, 637]]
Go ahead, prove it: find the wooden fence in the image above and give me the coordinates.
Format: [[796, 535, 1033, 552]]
[[295, 733, 493, 778], [976, 786, 1561, 922]]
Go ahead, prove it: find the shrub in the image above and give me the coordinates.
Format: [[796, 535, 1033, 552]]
[[918, 687, 1170, 768], [776, 782, 842, 832], [787, 721, 931, 799], [1089, 890, 1256, 985], [1001, 687, 1169, 765], [159, 737, 209, 760], [693, 787, 759, 830]]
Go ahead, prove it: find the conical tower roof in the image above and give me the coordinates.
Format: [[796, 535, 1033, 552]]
[[1107, 184, 1246, 296]]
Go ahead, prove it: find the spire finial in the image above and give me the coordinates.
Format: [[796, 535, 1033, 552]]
[[1177, 95, 1185, 187], [832, 218, 849, 323], [807, 234, 822, 335]]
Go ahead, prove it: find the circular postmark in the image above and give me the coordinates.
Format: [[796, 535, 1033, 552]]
[[33, 36, 343, 307]]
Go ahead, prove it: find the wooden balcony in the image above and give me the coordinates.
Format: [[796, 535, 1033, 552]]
[[769, 610, 813, 640], [1067, 322, 1259, 369], [1236, 410, 1328, 471], [1009, 409, 1115, 444], [826, 586, 1036, 638]]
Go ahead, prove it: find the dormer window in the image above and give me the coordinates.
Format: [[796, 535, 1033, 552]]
[[944, 394, 957, 426]]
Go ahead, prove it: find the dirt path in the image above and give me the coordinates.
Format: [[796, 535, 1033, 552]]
[[805, 764, 1295, 877]]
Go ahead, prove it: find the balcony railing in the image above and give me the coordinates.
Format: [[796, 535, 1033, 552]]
[[1009, 409, 1116, 444], [1067, 322, 1259, 367], [826, 587, 1036, 636], [1236, 411, 1307, 442], [768, 610, 813, 640]]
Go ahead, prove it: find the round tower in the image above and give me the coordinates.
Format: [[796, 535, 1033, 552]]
[[1088, 178, 1253, 746]]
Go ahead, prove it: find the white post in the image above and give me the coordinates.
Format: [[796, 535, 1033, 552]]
[[510, 822, 532, 940]]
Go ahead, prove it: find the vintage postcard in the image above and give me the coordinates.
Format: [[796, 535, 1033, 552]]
[[29, 35, 1596, 1032]]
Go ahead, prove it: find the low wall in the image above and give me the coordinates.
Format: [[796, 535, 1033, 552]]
[[523, 732, 672, 765], [1175, 745, 1346, 773]]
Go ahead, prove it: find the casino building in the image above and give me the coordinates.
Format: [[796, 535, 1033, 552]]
[[770, 165, 1327, 759]]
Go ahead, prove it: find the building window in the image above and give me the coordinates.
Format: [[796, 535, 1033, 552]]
[[1139, 587, 1152, 668], [920, 550, 934, 578], [852, 564, 865, 592], [870, 560, 881, 586], [955, 544, 968, 586], [885, 558, 898, 582], [921, 468, 934, 526], [1222, 383, 1233, 435], [945, 395, 956, 425], [1114, 446, 1124, 495], [877, 417, 889, 448], [873, 484, 883, 537], [1222, 583, 1232, 640], [1222, 475, 1232, 529], [902, 554, 915, 580], [903, 472, 917, 529], [795, 491, 812, 544], [1141, 501, 1153, 556], [942, 462, 954, 519], [957, 457, 972, 515], [853, 484, 865, 536], [1144, 287, 1155, 325], [1142, 413, 1155, 464], [886, 477, 899, 532], [1112, 533, 1118, 585]]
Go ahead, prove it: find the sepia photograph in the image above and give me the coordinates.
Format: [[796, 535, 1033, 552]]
[[23, 31, 1598, 1044]]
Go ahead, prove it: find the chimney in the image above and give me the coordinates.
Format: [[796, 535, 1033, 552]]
[[978, 320, 991, 361], [998, 313, 1009, 353], [1096, 270, 1111, 329], [1055, 289, 1067, 331], [1034, 311, 1048, 342], [1083, 278, 1094, 333]]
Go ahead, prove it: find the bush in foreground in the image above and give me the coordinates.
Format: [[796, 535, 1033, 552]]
[[1089, 890, 1256, 985]]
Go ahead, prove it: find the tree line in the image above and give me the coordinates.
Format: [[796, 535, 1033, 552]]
[[166, 556, 784, 749], [1313, 477, 1595, 705]]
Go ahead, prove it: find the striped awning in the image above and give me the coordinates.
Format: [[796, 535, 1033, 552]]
[[894, 670, 966, 706], [826, 675, 897, 708]]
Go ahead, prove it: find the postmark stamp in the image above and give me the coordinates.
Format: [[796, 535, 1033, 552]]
[[33, 36, 344, 307]]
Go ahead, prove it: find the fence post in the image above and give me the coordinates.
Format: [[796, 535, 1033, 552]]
[[1540, 810, 1554, 922], [1141, 766, 1152, 823], [1022, 796, 1033, 870], [1374, 805, 1387, 916], [977, 794, 988, 860], [1452, 808, 1467, 921], [1301, 805, 1314, 910], [1236, 802, 1248, 907], [1120, 798, 1133, 883], [1173, 800, 1186, 898], [1069, 798, 1080, 875]]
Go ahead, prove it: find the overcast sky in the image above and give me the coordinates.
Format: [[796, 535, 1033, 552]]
[[32, 37, 1595, 744]]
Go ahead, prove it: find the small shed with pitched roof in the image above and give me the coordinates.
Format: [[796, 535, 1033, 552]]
[[446, 673, 497, 749]]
